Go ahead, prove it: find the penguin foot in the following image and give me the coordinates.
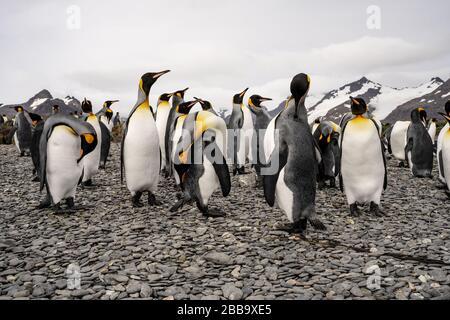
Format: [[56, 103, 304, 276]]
[[132, 192, 144, 208], [31, 176, 40, 182], [37, 197, 51, 209], [436, 183, 447, 190], [318, 181, 326, 190], [329, 179, 336, 189], [148, 193, 161, 206], [175, 192, 183, 200], [99, 164, 106, 170], [349, 203, 361, 217], [369, 202, 384, 217], [53, 204, 75, 214], [203, 208, 226, 218], [276, 222, 307, 238], [82, 180, 95, 188], [398, 161, 405, 168]]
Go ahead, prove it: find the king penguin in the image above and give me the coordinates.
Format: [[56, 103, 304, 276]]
[[29, 112, 45, 181], [263, 73, 326, 237], [11, 106, 32, 156], [170, 101, 231, 217], [121, 70, 170, 207], [193, 97, 218, 116], [405, 108, 434, 177], [155, 93, 174, 174], [437, 101, 450, 185], [438, 112, 450, 196], [247, 95, 272, 181], [428, 118, 437, 143], [99, 100, 119, 132], [164, 87, 189, 177], [38, 114, 98, 212], [80, 98, 102, 186], [340, 97, 387, 217], [227, 88, 253, 175]]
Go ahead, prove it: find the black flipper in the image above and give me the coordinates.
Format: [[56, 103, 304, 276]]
[[338, 119, 351, 193], [205, 140, 231, 197], [439, 150, 445, 181], [120, 122, 128, 184], [370, 119, 388, 190], [99, 121, 111, 168], [404, 137, 413, 168]]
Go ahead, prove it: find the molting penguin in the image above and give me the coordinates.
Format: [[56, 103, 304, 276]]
[[164, 87, 189, 177], [227, 88, 252, 175], [38, 114, 97, 212], [263, 73, 326, 237], [170, 103, 230, 217], [247, 95, 272, 180], [121, 70, 170, 207], [11, 106, 32, 156], [29, 112, 45, 181], [438, 112, 450, 195], [313, 121, 341, 189], [155, 93, 174, 173], [80, 98, 102, 186], [340, 97, 387, 217], [437, 101, 450, 185], [405, 108, 433, 178]]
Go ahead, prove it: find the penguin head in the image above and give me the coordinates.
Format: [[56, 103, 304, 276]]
[[103, 100, 119, 109], [290, 73, 310, 102], [173, 88, 189, 99], [445, 100, 450, 116], [81, 98, 93, 114], [79, 132, 98, 162], [52, 105, 61, 114], [318, 123, 334, 145], [233, 88, 249, 105], [411, 107, 427, 124], [177, 100, 198, 114], [314, 117, 321, 124], [193, 97, 213, 111], [430, 118, 437, 123], [158, 93, 173, 104], [248, 95, 271, 114], [140, 70, 171, 96], [349, 97, 368, 115], [13, 106, 24, 113], [28, 112, 43, 126]]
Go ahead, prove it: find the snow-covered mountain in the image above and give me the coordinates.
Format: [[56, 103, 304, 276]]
[[0, 90, 81, 117], [307, 77, 444, 123]]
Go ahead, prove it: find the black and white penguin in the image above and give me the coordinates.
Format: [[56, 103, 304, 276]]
[[99, 121, 111, 169], [164, 87, 189, 176], [38, 114, 98, 212], [437, 101, 450, 185], [193, 97, 218, 116], [247, 95, 272, 180], [113, 112, 121, 127], [405, 108, 434, 177], [99, 100, 119, 132], [227, 88, 252, 175], [29, 112, 45, 181], [80, 99, 102, 186], [428, 118, 437, 143], [313, 121, 341, 189], [340, 97, 387, 216], [170, 106, 230, 217], [263, 73, 326, 236], [121, 70, 170, 207], [311, 117, 322, 134], [155, 93, 174, 173], [438, 112, 450, 195], [11, 106, 32, 156]]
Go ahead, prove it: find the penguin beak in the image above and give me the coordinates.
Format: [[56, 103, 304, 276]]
[[239, 88, 249, 98], [153, 70, 171, 79], [187, 100, 198, 108], [260, 97, 272, 102], [350, 97, 359, 105], [167, 93, 174, 98]]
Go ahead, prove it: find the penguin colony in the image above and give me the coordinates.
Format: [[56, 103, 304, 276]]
[[4, 71, 450, 238]]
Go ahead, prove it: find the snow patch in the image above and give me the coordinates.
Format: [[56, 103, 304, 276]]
[[30, 98, 48, 110]]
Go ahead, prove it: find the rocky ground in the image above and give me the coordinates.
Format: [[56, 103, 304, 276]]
[[0, 143, 449, 300]]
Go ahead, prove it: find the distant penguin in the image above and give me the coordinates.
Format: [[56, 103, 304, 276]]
[[155, 93, 174, 173], [1, 114, 8, 124], [437, 101, 450, 185], [263, 73, 325, 236], [247, 95, 272, 180], [340, 97, 387, 217], [313, 121, 341, 189], [428, 118, 437, 143], [99, 100, 119, 132], [80, 98, 102, 186], [311, 117, 321, 134], [29, 112, 45, 181], [113, 112, 121, 127], [121, 70, 170, 207], [438, 112, 450, 195], [11, 106, 32, 156], [405, 108, 434, 177], [164, 87, 189, 176], [227, 88, 252, 175], [99, 121, 111, 169], [170, 105, 231, 217], [38, 114, 97, 212], [52, 105, 60, 115]]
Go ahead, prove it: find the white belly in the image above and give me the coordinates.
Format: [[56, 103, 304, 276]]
[[13, 132, 21, 152], [155, 106, 170, 170], [264, 115, 278, 164], [390, 121, 410, 161], [124, 108, 160, 194], [198, 158, 220, 206], [437, 123, 449, 183], [82, 117, 102, 182], [237, 106, 254, 165], [275, 168, 294, 222], [441, 129, 450, 189], [341, 119, 385, 205], [46, 126, 82, 204], [428, 123, 436, 142], [171, 118, 185, 185]]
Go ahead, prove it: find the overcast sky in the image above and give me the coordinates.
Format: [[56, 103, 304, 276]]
[[1, 0, 449, 113]]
